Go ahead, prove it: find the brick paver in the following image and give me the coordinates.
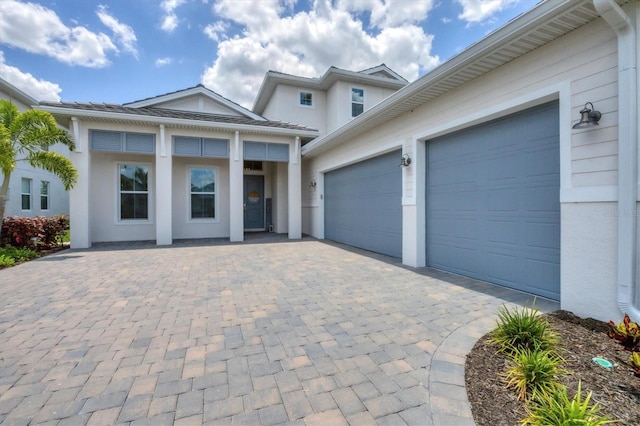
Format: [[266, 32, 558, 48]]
[[0, 236, 558, 424]]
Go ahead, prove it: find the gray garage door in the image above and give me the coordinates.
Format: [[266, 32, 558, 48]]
[[427, 102, 560, 299], [325, 149, 402, 258]]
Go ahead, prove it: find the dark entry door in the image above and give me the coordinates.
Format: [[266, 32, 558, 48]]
[[244, 175, 265, 230]]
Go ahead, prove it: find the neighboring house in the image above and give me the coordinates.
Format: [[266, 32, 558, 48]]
[[0, 78, 69, 217], [37, 0, 640, 324], [301, 0, 639, 323], [253, 64, 407, 136], [38, 85, 318, 248]]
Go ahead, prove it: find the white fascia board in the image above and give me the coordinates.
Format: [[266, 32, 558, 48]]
[[0, 77, 39, 105], [302, 0, 594, 157], [37, 106, 319, 138], [126, 86, 266, 122]]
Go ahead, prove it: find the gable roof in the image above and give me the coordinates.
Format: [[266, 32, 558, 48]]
[[253, 64, 408, 114], [37, 101, 319, 140], [0, 77, 38, 106], [302, 0, 626, 157], [125, 84, 266, 121]]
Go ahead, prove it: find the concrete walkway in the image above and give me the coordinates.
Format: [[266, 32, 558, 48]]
[[0, 236, 558, 425]]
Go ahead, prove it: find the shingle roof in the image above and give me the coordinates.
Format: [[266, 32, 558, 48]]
[[38, 101, 317, 132]]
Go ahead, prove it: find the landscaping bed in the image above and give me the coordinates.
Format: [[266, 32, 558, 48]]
[[466, 310, 640, 425]]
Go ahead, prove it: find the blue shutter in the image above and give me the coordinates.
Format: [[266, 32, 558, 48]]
[[174, 136, 201, 156], [203, 138, 229, 158], [266, 143, 289, 161], [244, 142, 267, 160], [91, 130, 122, 152], [125, 133, 155, 153]]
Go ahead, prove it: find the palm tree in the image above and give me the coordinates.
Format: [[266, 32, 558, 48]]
[[0, 99, 78, 222]]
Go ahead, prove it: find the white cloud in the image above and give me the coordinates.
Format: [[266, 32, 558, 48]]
[[337, 0, 435, 29], [97, 5, 138, 59], [202, 0, 440, 108], [0, 52, 62, 101], [160, 0, 187, 32], [155, 57, 173, 67], [204, 21, 229, 42], [457, 0, 517, 23], [0, 0, 117, 68]]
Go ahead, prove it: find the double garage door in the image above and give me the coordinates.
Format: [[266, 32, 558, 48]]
[[324, 102, 560, 299], [427, 102, 560, 299]]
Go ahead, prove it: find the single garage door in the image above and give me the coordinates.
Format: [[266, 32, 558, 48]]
[[427, 102, 560, 299], [325, 149, 402, 258]]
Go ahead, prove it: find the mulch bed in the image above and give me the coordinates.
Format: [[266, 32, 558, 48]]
[[465, 310, 640, 425]]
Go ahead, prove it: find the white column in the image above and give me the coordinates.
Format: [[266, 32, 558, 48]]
[[69, 117, 91, 249], [288, 137, 302, 239], [229, 131, 244, 242], [402, 139, 426, 267], [155, 124, 172, 245]]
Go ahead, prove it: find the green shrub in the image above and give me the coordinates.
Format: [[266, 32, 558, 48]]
[[0, 245, 40, 262], [522, 381, 618, 425], [0, 254, 15, 267], [504, 347, 565, 401], [490, 304, 559, 354]]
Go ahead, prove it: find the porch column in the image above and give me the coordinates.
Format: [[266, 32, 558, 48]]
[[69, 117, 91, 249], [155, 124, 172, 245], [229, 131, 244, 242], [288, 136, 302, 239]]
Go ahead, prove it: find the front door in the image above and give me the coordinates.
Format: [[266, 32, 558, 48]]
[[244, 175, 265, 230]]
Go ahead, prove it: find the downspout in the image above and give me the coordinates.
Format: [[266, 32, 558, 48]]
[[593, 0, 639, 321]]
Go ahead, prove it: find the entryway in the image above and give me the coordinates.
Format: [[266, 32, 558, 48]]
[[244, 175, 265, 231]]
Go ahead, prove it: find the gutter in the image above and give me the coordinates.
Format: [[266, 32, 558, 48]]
[[593, 0, 639, 321]]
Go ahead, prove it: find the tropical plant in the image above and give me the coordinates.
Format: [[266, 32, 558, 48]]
[[0, 245, 39, 262], [522, 381, 618, 425], [0, 100, 77, 225], [630, 351, 640, 377], [607, 314, 640, 352], [490, 303, 559, 354], [0, 253, 15, 267], [504, 347, 565, 401]]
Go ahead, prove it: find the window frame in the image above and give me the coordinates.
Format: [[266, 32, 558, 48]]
[[40, 181, 49, 211], [116, 162, 153, 224], [187, 165, 218, 223], [351, 87, 365, 118], [21, 178, 32, 211], [298, 91, 314, 108]]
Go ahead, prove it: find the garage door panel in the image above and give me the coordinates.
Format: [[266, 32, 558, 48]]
[[325, 150, 402, 258], [427, 101, 560, 299]]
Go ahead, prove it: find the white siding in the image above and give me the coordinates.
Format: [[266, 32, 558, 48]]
[[262, 85, 327, 135]]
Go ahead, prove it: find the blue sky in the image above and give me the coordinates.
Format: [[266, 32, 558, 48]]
[[0, 0, 538, 109]]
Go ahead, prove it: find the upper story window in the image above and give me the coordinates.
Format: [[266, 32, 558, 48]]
[[299, 91, 313, 107], [119, 164, 149, 220], [40, 181, 49, 211], [351, 87, 364, 117], [21, 178, 31, 210]]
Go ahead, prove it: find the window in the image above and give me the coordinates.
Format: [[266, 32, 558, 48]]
[[119, 164, 149, 220], [40, 181, 49, 210], [190, 167, 215, 219], [351, 87, 364, 117], [299, 91, 313, 107], [21, 178, 31, 210]]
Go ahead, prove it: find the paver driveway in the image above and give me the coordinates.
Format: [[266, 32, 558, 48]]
[[0, 236, 558, 425]]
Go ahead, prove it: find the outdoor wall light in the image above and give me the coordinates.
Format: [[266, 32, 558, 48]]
[[309, 180, 317, 188], [573, 102, 602, 129], [400, 154, 412, 167]]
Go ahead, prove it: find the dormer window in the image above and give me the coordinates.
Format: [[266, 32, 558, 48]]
[[299, 91, 313, 107], [351, 88, 364, 117]]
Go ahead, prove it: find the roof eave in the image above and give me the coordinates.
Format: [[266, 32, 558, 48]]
[[38, 105, 319, 138]]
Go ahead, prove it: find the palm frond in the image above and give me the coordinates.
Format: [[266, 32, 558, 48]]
[[27, 151, 78, 190]]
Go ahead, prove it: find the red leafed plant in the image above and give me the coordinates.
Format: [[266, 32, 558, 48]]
[[1, 215, 69, 249], [607, 314, 640, 352]]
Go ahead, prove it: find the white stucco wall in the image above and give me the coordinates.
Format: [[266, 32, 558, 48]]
[[302, 14, 632, 322], [262, 86, 327, 135]]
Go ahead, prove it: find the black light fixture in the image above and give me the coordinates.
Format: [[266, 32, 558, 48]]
[[309, 180, 317, 188], [573, 102, 602, 129], [400, 154, 412, 167]]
